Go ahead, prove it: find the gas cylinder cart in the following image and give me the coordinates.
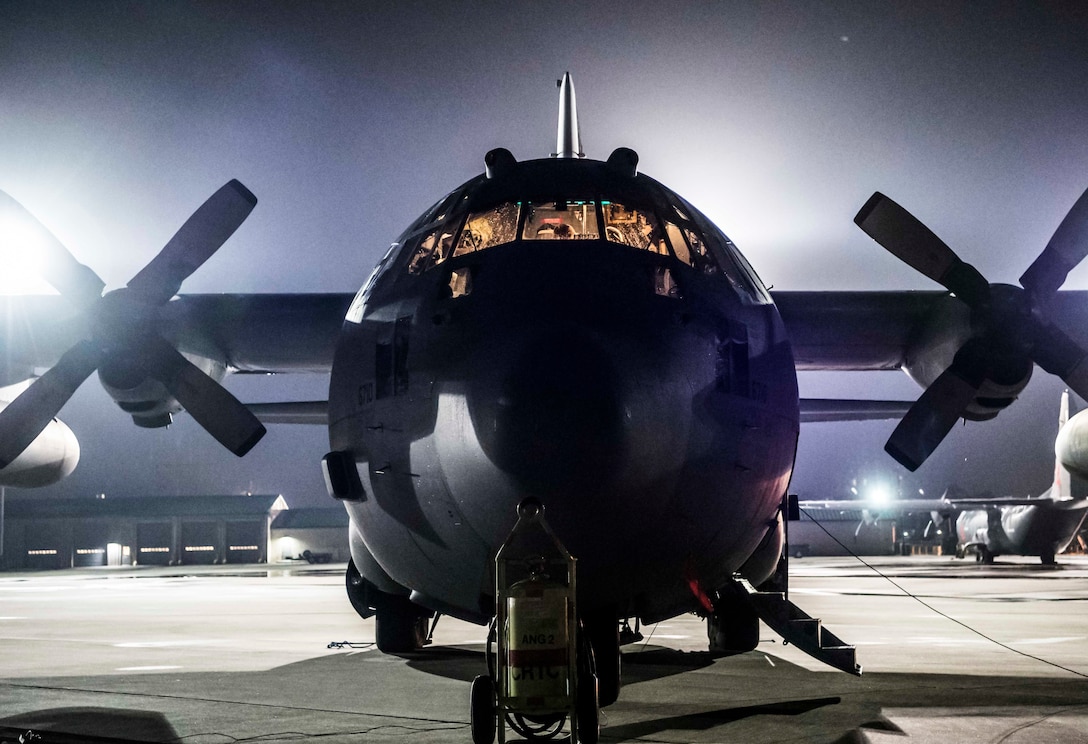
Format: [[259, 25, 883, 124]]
[[470, 498, 599, 744]]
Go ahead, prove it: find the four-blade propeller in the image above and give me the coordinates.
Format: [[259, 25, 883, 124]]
[[856, 188, 1088, 471], [0, 181, 266, 468]]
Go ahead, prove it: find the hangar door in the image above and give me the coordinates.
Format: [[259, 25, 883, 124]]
[[24, 523, 67, 570], [73, 522, 107, 567], [181, 521, 219, 565], [226, 521, 263, 564], [137, 522, 173, 566]]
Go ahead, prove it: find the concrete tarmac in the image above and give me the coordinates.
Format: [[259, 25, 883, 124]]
[[1, 555, 1088, 743]]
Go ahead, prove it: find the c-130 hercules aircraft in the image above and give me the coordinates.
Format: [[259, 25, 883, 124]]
[[801, 390, 1088, 566], [3, 73, 1088, 710]]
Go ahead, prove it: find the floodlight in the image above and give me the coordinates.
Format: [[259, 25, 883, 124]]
[[865, 483, 893, 506], [0, 211, 55, 294]]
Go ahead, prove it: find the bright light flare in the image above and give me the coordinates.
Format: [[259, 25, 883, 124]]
[[0, 211, 57, 295], [865, 483, 894, 506]]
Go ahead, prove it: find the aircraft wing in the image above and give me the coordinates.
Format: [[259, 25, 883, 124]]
[[0, 289, 956, 382], [1, 293, 354, 384], [10, 288, 1088, 380], [773, 289, 1088, 370], [246, 401, 329, 424], [171, 293, 353, 373], [8, 288, 1088, 419], [771, 290, 945, 370], [799, 499, 954, 515], [798, 497, 1050, 517], [798, 398, 912, 422]]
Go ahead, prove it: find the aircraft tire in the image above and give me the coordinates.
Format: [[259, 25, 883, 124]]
[[1041, 550, 1056, 565], [375, 594, 430, 653], [469, 675, 496, 744], [584, 614, 621, 707], [707, 602, 759, 655]]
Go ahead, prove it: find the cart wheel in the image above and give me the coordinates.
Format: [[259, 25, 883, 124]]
[[576, 672, 599, 744], [470, 675, 496, 744]]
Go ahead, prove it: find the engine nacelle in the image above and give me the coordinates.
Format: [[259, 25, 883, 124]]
[[0, 401, 79, 487], [1056, 407, 1088, 481], [98, 351, 228, 428], [956, 373, 1033, 422], [98, 373, 182, 428], [902, 295, 1032, 422]]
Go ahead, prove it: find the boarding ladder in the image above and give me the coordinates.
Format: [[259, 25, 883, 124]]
[[736, 576, 862, 676]]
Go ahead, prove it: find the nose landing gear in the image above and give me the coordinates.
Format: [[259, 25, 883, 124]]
[[344, 558, 434, 653]]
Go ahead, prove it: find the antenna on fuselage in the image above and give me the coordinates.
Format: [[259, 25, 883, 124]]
[[554, 72, 584, 159]]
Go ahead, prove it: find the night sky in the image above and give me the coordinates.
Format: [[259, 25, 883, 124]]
[[2, 1, 1088, 506]]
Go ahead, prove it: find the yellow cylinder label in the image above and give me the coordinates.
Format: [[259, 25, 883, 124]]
[[505, 583, 570, 708]]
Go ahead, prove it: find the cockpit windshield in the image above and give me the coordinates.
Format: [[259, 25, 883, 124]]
[[401, 189, 770, 303], [523, 200, 598, 240], [455, 201, 521, 257], [601, 202, 667, 254]]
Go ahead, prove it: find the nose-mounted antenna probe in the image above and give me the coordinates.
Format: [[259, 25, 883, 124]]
[[554, 72, 584, 159]]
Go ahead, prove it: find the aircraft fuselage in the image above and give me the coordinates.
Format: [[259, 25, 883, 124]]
[[957, 497, 1088, 562], [328, 156, 800, 624]]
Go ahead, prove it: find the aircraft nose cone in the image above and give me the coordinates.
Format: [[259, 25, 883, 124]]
[[472, 328, 626, 494]]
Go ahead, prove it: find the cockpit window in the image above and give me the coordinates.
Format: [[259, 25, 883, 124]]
[[522, 201, 599, 240], [672, 194, 772, 304], [664, 221, 691, 265], [601, 202, 668, 255], [406, 227, 458, 275], [684, 228, 720, 275], [454, 202, 521, 257], [723, 237, 772, 304]]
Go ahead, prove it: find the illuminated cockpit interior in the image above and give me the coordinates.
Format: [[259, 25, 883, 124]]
[[395, 159, 770, 304]]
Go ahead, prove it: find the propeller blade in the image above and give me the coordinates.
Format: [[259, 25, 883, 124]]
[[885, 346, 986, 471], [0, 190, 106, 306], [1028, 320, 1088, 401], [0, 339, 101, 467], [126, 180, 257, 305], [143, 336, 265, 456], [1020, 186, 1088, 301], [855, 192, 990, 307]]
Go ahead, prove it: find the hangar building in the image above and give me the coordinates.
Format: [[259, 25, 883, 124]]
[[0, 494, 349, 570], [0, 494, 287, 570], [270, 507, 350, 563]]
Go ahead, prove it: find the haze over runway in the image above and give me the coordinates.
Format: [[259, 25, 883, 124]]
[[3, 2, 1088, 504]]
